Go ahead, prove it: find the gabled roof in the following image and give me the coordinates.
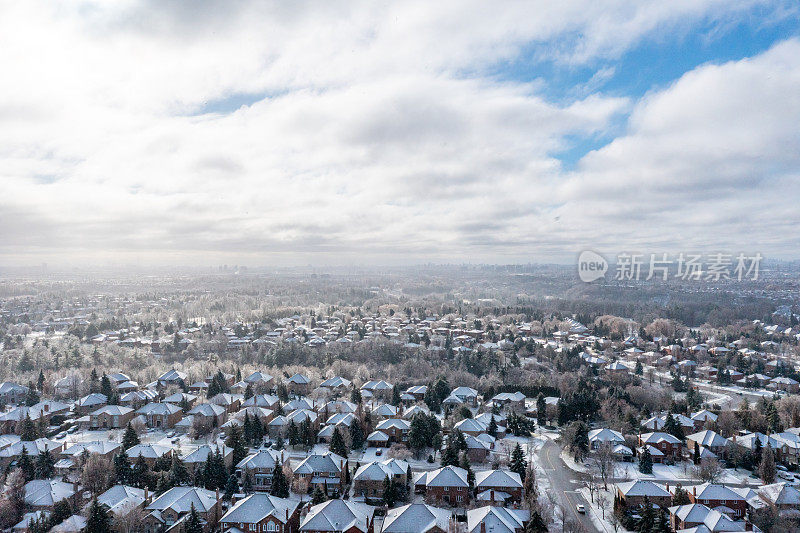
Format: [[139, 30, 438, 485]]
[[475, 469, 522, 489], [383, 503, 451, 533], [687, 430, 728, 448], [467, 506, 529, 533], [137, 402, 182, 416], [616, 480, 671, 498], [293, 452, 345, 475], [693, 483, 745, 502], [221, 493, 298, 525], [146, 486, 218, 514], [416, 466, 469, 488], [237, 449, 283, 470], [300, 500, 375, 533]]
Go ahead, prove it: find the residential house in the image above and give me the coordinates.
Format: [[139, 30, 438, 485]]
[[414, 466, 470, 506], [300, 500, 375, 533], [383, 504, 451, 533], [143, 486, 222, 533], [466, 507, 529, 533], [90, 405, 136, 429], [220, 494, 300, 533], [474, 470, 523, 505]]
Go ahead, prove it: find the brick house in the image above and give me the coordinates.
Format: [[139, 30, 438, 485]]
[[475, 470, 523, 504], [300, 500, 375, 533], [638, 432, 683, 462], [292, 452, 347, 496], [143, 486, 222, 533], [137, 402, 184, 429], [89, 405, 136, 429], [383, 504, 451, 533], [236, 449, 287, 492], [414, 466, 470, 506], [688, 483, 747, 519], [374, 419, 410, 444], [616, 480, 672, 508], [353, 459, 409, 503], [220, 494, 300, 533]]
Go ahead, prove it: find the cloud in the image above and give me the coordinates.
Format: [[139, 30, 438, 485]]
[[0, 1, 796, 265]]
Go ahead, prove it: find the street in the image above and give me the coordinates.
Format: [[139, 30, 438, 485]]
[[538, 438, 599, 532]]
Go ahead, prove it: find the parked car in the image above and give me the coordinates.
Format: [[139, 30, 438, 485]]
[[576, 505, 586, 514]]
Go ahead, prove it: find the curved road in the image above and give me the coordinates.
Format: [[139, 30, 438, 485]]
[[538, 439, 599, 532]]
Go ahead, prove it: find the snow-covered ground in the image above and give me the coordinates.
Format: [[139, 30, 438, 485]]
[[577, 486, 632, 533]]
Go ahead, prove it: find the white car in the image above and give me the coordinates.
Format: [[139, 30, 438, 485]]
[[576, 505, 586, 514]]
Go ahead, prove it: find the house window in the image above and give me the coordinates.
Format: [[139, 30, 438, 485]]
[[249, 524, 256, 531], [443, 486, 448, 491], [267, 523, 278, 531]]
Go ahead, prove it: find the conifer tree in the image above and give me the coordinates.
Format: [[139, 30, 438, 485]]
[[122, 423, 140, 449], [85, 498, 112, 533], [330, 427, 348, 458], [270, 465, 290, 498]]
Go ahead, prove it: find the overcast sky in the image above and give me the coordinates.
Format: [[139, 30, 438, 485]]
[[1, 1, 799, 267]]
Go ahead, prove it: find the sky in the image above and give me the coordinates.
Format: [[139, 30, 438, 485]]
[[1, 1, 799, 267]]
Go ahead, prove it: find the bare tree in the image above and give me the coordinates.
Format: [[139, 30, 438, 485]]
[[114, 505, 146, 533], [590, 442, 616, 490], [695, 457, 723, 483], [81, 453, 114, 495]]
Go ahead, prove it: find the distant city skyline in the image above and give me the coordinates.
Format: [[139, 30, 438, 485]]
[[1, 2, 799, 266]]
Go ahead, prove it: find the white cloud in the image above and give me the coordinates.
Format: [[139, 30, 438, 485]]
[[0, 0, 796, 265]]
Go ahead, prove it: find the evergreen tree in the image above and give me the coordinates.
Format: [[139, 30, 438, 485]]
[[244, 383, 254, 400], [441, 440, 459, 467], [100, 374, 113, 401], [460, 452, 475, 488], [673, 486, 690, 505], [525, 510, 548, 533], [509, 443, 527, 479], [288, 421, 300, 446], [168, 455, 189, 487], [122, 423, 140, 449], [330, 427, 348, 458], [253, 416, 265, 445], [759, 445, 776, 483], [243, 412, 253, 444], [85, 498, 112, 533], [311, 486, 327, 505], [350, 385, 362, 405], [274, 434, 285, 451], [34, 448, 54, 479], [37, 370, 45, 392], [382, 476, 398, 507], [19, 414, 38, 441], [225, 426, 247, 466], [391, 385, 401, 407], [224, 474, 238, 501], [90, 369, 100, 393], [18, 446, 35, 480], [184, 503, 203, 533], [536, 394, 547, 427], [131, 454, 149, 488], [25, 383, 40, 406], [487, 416, 498, 438], [114, 449, 130, 484], [663, 412, 684, 440], [637, 497, 655, 533], [270, 465, 290, 498], [242, 472, 253, 493], [639, 447, 653, 474], [349, 421, 365, 450]]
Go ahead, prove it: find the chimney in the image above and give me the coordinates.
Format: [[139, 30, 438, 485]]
[[665, 483, 669, 493], [692, 486, 696, 497], [144, 487, 149, 502], [286, 508, 289, 522], [216, 488, 220, 502], [480, 522, 486, 533]]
